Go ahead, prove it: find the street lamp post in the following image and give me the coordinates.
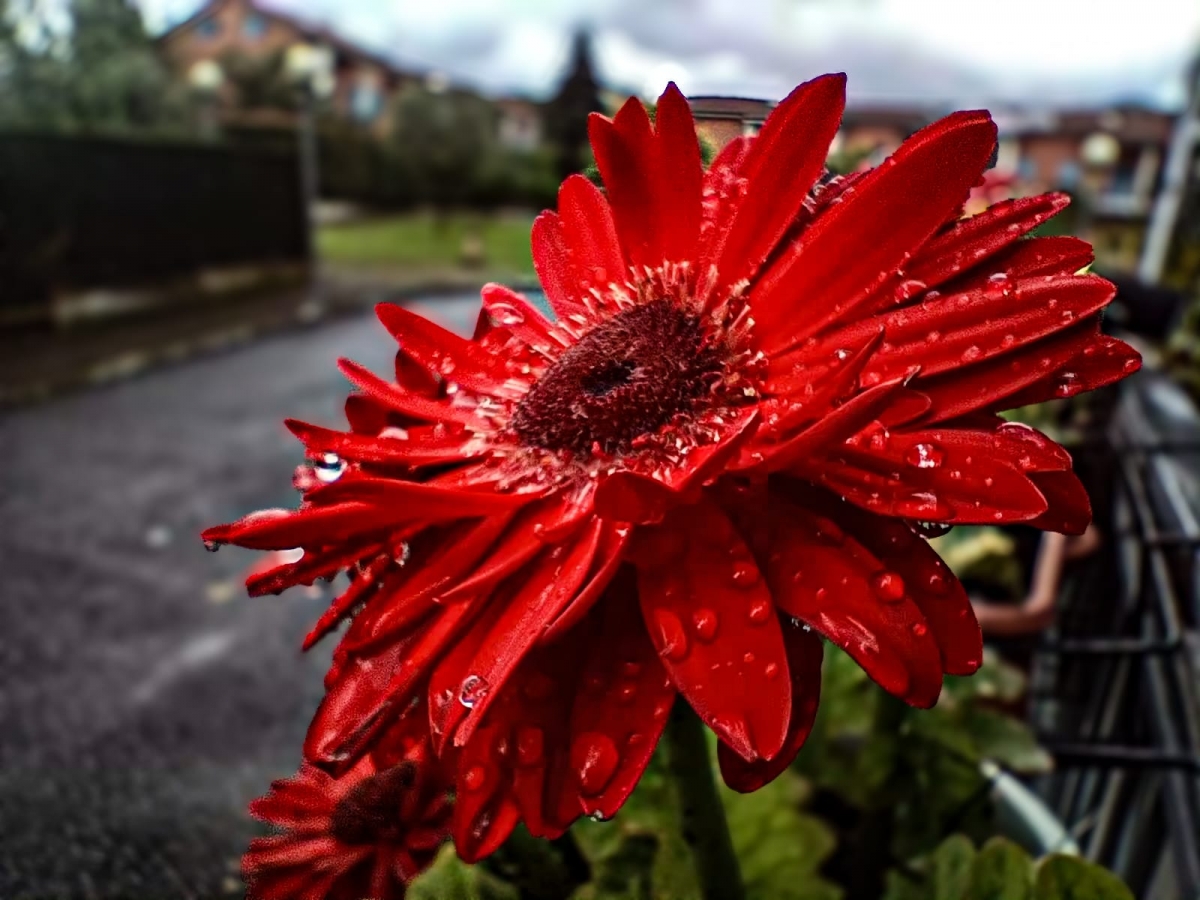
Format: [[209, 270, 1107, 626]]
[[284, 43, 334, 261]]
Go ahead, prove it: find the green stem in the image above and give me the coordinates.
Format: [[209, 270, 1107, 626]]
[[663, 699, 746, 900], [481, 825, 589, 900]]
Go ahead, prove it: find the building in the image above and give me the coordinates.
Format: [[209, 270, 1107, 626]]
[[688, 96, 773, 151], [157, 0, 416, 134]]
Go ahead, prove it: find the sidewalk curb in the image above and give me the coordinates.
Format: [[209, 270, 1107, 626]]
[[0, 277, 542, 411]]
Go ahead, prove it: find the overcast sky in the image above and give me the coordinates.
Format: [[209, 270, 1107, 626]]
[[139, 0, 1200, 109]]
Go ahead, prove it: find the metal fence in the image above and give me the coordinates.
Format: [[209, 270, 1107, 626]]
[[1029, 370, 1200, 899], [0, 132, 309, 314]]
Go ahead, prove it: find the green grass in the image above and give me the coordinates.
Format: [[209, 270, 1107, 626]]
[[317, 211, 535, 278]]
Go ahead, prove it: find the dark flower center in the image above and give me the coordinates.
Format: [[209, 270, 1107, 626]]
[[510, 299, 724, 456], [330, 762, 415, 845]]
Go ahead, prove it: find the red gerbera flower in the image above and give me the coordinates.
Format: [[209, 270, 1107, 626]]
[[206, 74, 1139, 860], [243, 711, 451, 900]]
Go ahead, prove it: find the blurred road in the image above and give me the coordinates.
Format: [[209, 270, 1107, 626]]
[[0, 294, 481, 899]]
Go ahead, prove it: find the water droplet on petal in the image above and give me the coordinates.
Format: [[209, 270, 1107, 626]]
[[764, 662, 780, 679], [926, 330, 942, 344], [589, 810, 612, 822], [203, 539, 221, 552], [927, 570, 949, 593], [619, 661, 642, 677], [984, 272, 1011, 300], [516, 726, 544, 766], [911, 621, 928, 637], [961, 345, 982, 363], [314, 451, 346, 483], [459, 674, 490, 709], [1122, 357, 1139, 373], [692, 608, 719, 642], [747, 599, 772, 625], [464, 764, 487, 791], [904, 442, 944, 469], [910, 520, 952, 539], [494, 306, 525, 326], [872, 571, 906, 602], [730, 561, 761, 588], [742, 651, 756, 665], [653, 609, 690, 661], [572, 732, 619, 796], [616, 682, 638, 704]]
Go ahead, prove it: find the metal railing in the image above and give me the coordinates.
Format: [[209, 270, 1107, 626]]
[[1028, 371, 1200, 899]]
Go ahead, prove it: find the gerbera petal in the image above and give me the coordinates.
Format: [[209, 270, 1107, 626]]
[[588, 98, 662, 269], [565, 583, 676, 820], [753, 110, 998, 351], [344, 514, 516, 653], [306, 476, 536, 521], [1027, 470, 1092, 534], [455, 793, 521, 864], [786, 486, 982, 676], [998, 332, 1141, 408], [761, 497, 944, 707], [903, 193, 1071, 290], [338, 358, 479, 427], [541, 524, 633, 642], [557, 174, 629, 294], [718, 625, 823, 792], [708, 73, 847, 293], [634, 500, 792, 762], [481, 283, 563, 353], [654, 82, 703, 264], [202, 504, 402, 551], [246, 540, 384, 598], [285, 419, 485, 468], [451, 519, 605, 748], [531, 212, 588, 320], [375, 302, 512, 394]]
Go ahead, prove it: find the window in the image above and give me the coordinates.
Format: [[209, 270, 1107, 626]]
[[197, 17, 221, 39], [351, 79, 383, 123], [242, 13, 267, 40]]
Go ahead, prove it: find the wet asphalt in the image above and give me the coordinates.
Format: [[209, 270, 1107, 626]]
[[0, 296, 481, 899]]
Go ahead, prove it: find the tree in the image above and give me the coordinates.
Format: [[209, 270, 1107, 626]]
[[544, 30, 604, 181], [0, 0, 191, 133], [390, 83, 498, 209]]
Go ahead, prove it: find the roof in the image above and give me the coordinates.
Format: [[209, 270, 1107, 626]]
[[158, 0, 417, 80], [687, 96, 775, 120]]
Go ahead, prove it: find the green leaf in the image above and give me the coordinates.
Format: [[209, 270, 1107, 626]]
[[408, 844, 515, 900], [932, 834, 977, 900], [1034, 855, 1135, 900], [962, 710, 1053, 775], [722, 770, 841, 900], [966, 838, 1034, 900]]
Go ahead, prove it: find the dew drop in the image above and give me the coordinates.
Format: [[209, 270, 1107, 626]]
[[730, 561, 761, 588], [926, 330, 942, 343], [961, 345, 982, 363], [692, 608, 720, 642], [927, 570, 949, 593], [312, 452, 346, 484], [589, 810, 612, 822], [463, 765, 487, 791], [872, 571, 906, 602], [747, 599, 772, 625], [910, 520, 952, 539], [1122, 357, 1139, 373], [1001, 333, 1016, 348], [459, 674, 490, 710], [494, 306, 526, 326], [653, 609, 690, 661], [984, 272, 1011, 300], [619, 661, 642, 678], [764, 662, 780, 680], [911, 621, 928, 638], [203, 539, 221, 552], [904, 442, 944, 469], [516, 726, 544, 767], [617, 683, 638, 704], [742, 651, 756, 665], [834, 348, 851, 362], [571, 732, 620, 796]]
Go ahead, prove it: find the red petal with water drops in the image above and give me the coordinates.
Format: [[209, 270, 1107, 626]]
[[307, 475, 535, 523], [718, 625, 823, 792], [634, 499, 792, 762], [245, 540, 383, 598], [202, 504, 405, 551], [451, 520, 604, 748], [710, 74, 846, 293], [1027, 470, 1092, 534], [285, 419, 484, 468], [344, 394, 393, 435], [763, 496, 944, 707], [753, 111, 998, 351], [558, 175, 628, 295], [946, 236, 1095, 292], [375, 302, 509, 393], [999, 332, 1141, 408], [338, 358, 479, 427], [345, 514, 515, 653], [532, 211, 589, 320], [481, 283, 562, 353], [541, 526, 632, 643], [903, 193, 1071, 291], [784, 485, 982, 676], [455, 792, 521, 864], [565, 581, 676, 819]]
